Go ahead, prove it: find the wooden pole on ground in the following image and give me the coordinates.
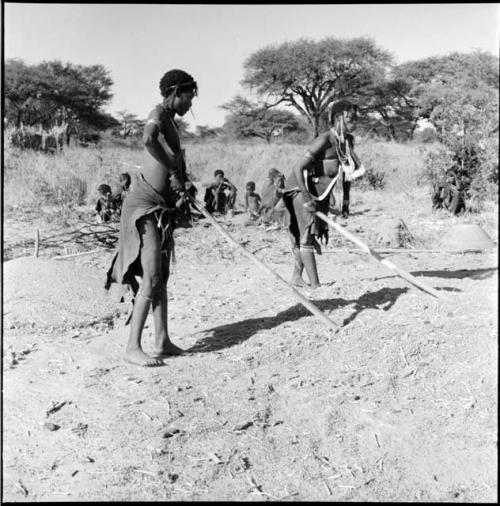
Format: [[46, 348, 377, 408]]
[[315, 211, 448, 301], [322, 248, 482, 255], [34, 229, 40, 258], [191, 200, 339, 331]]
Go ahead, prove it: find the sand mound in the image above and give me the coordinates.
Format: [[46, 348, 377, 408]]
[[375, 218, 415, 248], [439, 224, 495, 251], [3, 257, 121, 331]]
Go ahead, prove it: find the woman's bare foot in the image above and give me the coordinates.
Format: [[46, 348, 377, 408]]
[[303, 284, 332, 298], [152, 341, 185, 359], [291, 276, 308, 287], [124, 348, 163, 367]]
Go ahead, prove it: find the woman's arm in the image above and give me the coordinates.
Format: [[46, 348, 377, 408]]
[[292, 132, 331, 201], [142, 111, 178, 175]]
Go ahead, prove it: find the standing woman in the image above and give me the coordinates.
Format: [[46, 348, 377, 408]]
[[282, 100, 364, 291], [106, 69, 198, 366]]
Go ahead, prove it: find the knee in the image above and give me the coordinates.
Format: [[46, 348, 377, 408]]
[[141, 273, 163, 297], [300, 233, 314, 247]]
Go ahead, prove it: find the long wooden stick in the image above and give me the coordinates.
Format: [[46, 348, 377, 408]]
[[322, 248, 483, 254], [191, 200, 339, 331], [315, 211, 448, 301]]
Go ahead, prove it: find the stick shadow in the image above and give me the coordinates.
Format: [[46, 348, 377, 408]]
[[410, 267, 497, 280], [376, 267, 497, 282], [187, 286, 408, 354]]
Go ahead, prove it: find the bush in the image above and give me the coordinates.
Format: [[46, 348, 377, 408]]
[[413, 127, 437, 144], [419, 145, 454, 187], [355, 166, 386, 190], [419, 139, 498, 207]]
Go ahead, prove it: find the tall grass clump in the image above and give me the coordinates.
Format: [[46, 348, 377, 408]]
[[354, 138, 434, 192], [4, 144, 125, 213]]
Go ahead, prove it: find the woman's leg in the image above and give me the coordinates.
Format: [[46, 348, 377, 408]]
[[124, 215, 163, 367], [152, 247, 184, 358], [284, 196, 307, 286], [293, 195, 321, 288]]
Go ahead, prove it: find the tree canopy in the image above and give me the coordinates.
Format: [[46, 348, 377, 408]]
[[4, 58, 119, 133], [241, 37, 393, 137], [221, 96, 304, 142]]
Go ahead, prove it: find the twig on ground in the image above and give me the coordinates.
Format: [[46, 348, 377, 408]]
[[14, 480, 28, 497], [132, 468, 157, 478], [399, 347, 410, 366], [52, 248, 105, 260], [323, 480, 333, 495], [34, 229, 40, 257]]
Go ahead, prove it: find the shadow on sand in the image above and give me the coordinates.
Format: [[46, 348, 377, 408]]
[[187, 286, 408, 354], [376, 267, 497, 282]]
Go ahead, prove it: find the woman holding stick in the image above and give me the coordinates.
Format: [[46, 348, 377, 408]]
[[283, 100, 364, 291]]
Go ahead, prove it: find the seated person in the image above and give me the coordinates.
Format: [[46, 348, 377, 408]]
[[258, 168, 286, 223], [203, 169, 237, 215], [432, 168, 466, 215], [113, 172, 132, 218], [244, 181, 261, 219], [95, 183, 116, 223], [184, 179, 198, 200]]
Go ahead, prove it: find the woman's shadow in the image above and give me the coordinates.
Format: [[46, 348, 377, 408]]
[[187, 286, 408, 354]]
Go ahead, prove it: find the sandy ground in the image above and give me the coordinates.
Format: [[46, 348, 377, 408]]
[[2, 190, 498, 502]]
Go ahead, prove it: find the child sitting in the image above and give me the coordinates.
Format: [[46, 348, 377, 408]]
[[244, 181, 261, 219], [258, 168, 286, 224], [95, 183, 115, 223]]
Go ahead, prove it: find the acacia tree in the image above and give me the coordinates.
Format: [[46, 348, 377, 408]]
[[393, 51, 499, 123], [360, 77, 418, 141], [241, 37, 393, 137], [221, 96, 302, 142], [195, 125, 222, 140], [115, 110, 145, 139]]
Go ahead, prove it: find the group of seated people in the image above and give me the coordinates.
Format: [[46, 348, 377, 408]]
[[203, 168, 287, 224], [96, 168, 288, 225]]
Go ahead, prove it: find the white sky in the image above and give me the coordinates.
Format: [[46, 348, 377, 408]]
[[4, 3, 500, 129]]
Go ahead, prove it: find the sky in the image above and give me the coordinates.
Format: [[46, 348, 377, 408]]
[[4, 3, 500, 130]]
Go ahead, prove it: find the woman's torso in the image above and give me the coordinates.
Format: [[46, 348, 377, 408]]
[[141, 105, 183, 201], [286, 131, 345, 197]]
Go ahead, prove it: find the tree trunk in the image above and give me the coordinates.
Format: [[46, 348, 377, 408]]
[[313, 116, 321, 138]]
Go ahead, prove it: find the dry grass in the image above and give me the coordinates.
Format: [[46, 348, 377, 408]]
[[3, 138, 442, 216]]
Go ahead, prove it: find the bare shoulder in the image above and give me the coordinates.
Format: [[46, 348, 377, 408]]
[[148, 104, 165, 121]]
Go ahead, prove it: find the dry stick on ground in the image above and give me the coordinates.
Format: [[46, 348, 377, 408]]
[[33, 229, 40, 257], [52, 248, 107, 260], [190, 199, 339, 332], [315, 211, 449, 301]]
